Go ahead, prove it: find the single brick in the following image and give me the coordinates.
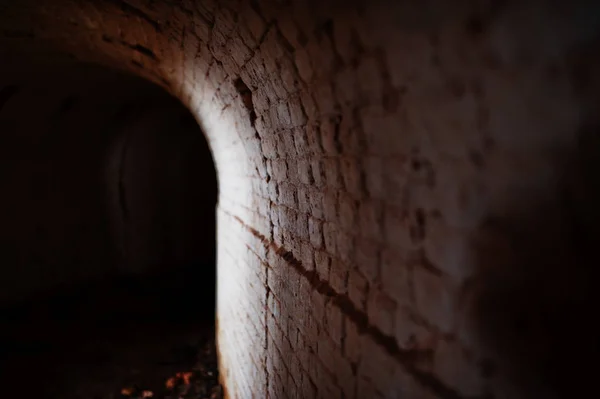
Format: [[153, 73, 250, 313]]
[[413, 267, 457, 333], [348, 268, 369, 311], [308, 216, 324, 248], [367, 289, 397, 337]]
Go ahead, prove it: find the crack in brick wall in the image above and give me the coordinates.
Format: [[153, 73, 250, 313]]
[[230, 212, 466, 399]]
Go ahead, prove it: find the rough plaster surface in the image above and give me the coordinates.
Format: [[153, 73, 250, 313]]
[[1, 0, 600, 398]]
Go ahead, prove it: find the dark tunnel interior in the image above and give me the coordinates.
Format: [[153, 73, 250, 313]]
[[0, 59, 220, 398]]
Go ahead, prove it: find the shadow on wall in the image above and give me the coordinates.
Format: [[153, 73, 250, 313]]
[[466, 48, 600, 398]]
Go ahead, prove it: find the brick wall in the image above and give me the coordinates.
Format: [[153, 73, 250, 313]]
[[2, 0, 600, 398]]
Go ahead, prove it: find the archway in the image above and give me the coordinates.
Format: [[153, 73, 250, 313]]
[[0, 59, 220, 397]]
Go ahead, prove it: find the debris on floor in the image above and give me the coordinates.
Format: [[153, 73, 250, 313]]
[[117, 340, 222, 399], [0, 267, 222, 399]]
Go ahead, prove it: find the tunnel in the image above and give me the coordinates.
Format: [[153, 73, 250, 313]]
[[0, 59, 219, 396], [1, 0, 600, 398]]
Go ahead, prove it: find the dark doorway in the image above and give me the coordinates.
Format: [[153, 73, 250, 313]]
[[0, 61, 221, 398]]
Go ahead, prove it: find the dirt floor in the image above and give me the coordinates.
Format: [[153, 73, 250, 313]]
[[0, 265, 222, 399]]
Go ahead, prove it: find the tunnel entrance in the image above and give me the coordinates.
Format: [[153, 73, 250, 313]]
[[0, 60, 221, 398]]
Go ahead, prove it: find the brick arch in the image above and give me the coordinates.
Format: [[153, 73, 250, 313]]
[[2, 0, 600, 398], [0, 60, 218, 304]]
